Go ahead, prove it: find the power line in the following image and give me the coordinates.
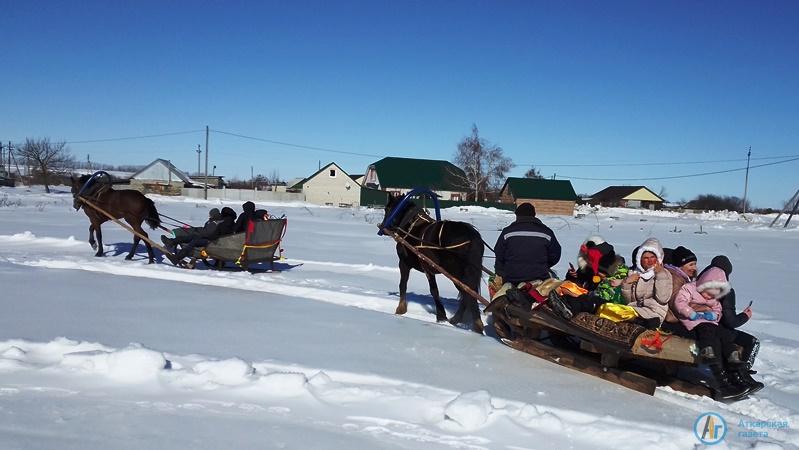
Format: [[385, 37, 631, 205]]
[[555, 156, 799, 181], [211, 129, 386, 159], [65, 129, 204, 144], [524, 154, 799, 168]]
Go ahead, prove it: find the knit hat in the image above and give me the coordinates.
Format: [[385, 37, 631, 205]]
[[671, 246, 697, 268], [711, 255, 733, 277], [577, 236, 605, 270], [663, 247, 674, 265], [242, 201, 256, 213], [221, 207, 236, 218], [597, 244, 620, 275], [515, 202, 536, 217], [208, 208, 221, 220]]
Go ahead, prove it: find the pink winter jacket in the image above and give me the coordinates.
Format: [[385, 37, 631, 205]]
[[673, 267, 730, 331]]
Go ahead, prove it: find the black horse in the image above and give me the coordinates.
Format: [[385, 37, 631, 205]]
[[71, 174, 161, 263], [381, 196, 485, 333]]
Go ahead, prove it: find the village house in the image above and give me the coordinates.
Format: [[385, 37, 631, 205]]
[[498, 177, 578, 215], [289, 162, 361, 207], [588, 185, 665, 210], [363, 157, 469, 200]]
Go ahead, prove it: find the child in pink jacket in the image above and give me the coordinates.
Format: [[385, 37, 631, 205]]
[[673, 267, 748, 400]]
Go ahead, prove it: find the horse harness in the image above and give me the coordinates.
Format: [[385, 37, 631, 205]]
[[396, 208, 472, 252], [76, 183, 112, 211]]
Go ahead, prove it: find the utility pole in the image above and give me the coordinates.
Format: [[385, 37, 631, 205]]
[[87, 154, 92, 171], [204, 126, 209, 200], [742, 146, 751, 213], [196, 144, 201, 176], [8, 141, 13, 175], [251, 166, 254, 190]]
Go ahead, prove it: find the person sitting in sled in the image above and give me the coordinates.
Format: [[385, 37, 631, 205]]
[[546, 239, 628, 319], [218, 207, 237, 236], [494, 202, 561, 285], [662, 245, 699, 326], [695, 256, 764, 394], [620, 238, 673, 329], [673, 267, 750, 401], [161, 208, 227, 262], [234, 201, 257, 233], [566, 236, 615, 291]]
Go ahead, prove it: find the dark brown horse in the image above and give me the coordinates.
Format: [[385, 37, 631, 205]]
[[382, 196, 485, 333], [71, 174, 161, 263]]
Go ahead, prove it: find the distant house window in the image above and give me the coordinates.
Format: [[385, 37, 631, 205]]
[[329, 169, 336, 177], [450, 194, 462, 201]]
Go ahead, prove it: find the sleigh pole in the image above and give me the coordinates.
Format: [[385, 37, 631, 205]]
[[381, 227, 491, 307], [78, 196, 176, 258]]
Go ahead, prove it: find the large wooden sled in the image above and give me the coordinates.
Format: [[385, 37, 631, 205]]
[[488, 284, 712, 397], [173, 218, 287, 270]]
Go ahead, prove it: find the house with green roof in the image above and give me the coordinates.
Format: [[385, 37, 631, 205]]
[[363, 157, 469, 200], [289, 162, 360, 207], [499, 177, 578, 215]]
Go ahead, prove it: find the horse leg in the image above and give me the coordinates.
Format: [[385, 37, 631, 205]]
[[469, 296, 484, 334], [126, 235, 140, 260], [94, 224, 104, 257], [88, 224, 97, 251], [128, 221, 154, 264], [395, 259, 411, 315], [426, 272, 447, 322], [449, 291, 468, 327]]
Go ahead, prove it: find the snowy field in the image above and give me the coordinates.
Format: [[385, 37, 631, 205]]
[[0, 185, 797, 449]]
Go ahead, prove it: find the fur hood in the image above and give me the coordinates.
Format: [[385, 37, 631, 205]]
[[635, 238, 665, 272], [696, 267, 731, 299]]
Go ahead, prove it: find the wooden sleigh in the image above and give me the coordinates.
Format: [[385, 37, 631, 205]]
[[487, 283, 712, 397], [172, 218, 287, 270]]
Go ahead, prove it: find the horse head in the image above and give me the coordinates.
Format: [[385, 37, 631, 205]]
[[71, 174, 92, 210], [381, 194, 415, 231]]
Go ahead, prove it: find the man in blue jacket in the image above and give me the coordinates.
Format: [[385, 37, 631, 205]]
[[494, 202, 561, 284]]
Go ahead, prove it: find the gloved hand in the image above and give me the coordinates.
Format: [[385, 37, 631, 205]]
[[702, 311, 718, 321], [689, 310, 700, 321]]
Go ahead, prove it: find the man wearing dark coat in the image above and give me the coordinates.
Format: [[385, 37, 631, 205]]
[[494, 202, 561, 284]]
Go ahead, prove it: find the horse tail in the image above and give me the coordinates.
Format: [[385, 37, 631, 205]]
[[144, 198, 161, 230]]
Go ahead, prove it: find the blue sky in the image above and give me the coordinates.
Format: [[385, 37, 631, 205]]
[[2, 1, 797, 207]]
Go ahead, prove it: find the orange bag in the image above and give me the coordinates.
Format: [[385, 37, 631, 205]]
[[556, 280, 589, 298]]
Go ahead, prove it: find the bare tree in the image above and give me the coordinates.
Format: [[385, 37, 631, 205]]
[[16, 138, 74, 193], [657, 185, 668, 200], [452, 124, 514, 201], [524, 166, 544, 179]]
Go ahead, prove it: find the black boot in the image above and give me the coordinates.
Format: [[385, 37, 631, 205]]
[[547, 290, 574, 320], [737, 368, 765, 395], [709, 363, 750, 402], [725, 364, 754, 396]]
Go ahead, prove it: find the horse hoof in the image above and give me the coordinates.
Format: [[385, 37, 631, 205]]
[[94, 253, 104, 257], [147, 260, 155, 265], [90, 243, 97, 251], [472, 323, 485, 335], [125, 255, 134, 260], [395, 305, 407, 315], [436, 315, 448, 323]]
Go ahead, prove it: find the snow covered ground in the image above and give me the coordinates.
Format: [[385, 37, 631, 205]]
[[0, 185, 797, 449]]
